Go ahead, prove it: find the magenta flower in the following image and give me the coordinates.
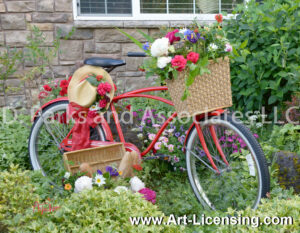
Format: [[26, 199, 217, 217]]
[[165, 29, 180, 44], [138, 188, 156, 204]]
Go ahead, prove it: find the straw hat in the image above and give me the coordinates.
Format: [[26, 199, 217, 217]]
[[68, 65, 115, 108]]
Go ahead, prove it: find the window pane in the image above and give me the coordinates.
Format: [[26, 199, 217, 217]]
[[221, 0, 244, 13], [80, 0, 131, 15], [140, 0, 167, 14], [169, 0, 194, 14]]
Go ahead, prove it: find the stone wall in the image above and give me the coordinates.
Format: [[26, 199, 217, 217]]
[[0, 0, 198, 109]]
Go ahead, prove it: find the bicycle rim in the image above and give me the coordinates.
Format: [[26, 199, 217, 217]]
[[186, 115, 267, 211]]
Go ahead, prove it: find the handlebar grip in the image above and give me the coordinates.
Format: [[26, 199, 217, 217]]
[[127, 52, 147, 57]]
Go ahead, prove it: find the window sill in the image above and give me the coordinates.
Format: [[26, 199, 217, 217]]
[[74, 20, 214, 29]]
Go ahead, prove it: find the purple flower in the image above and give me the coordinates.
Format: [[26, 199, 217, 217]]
[[143, 42, 150, 51], [97, 169, 102, 175], [147, 119, 152, 124], [132, 111, 138, 117], [184, 30, 202, 43], [175, 132, 180, 137], [106, 166, 119, 176], [180, 126, 184, 131], [253, 133, 259, 138], [173, 156, 180, 163], [138, 109, 143, 111]]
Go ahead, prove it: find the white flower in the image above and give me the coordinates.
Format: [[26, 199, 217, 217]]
[[249, 115, 258, 121], [168, 45, 175, 53], [89, 104, 100, 111], [94, 174, 106, 187], [167, 128, 175, 134], [208, 43, 218, 51], [64, 172, 70, 179], [130, 176, 145, 192], [137, 133, 143, 139], [114, 186, 128, 194], [224, 43, 233, 52], [151, 37, 169, 57], [74, 176, 93, 193], [157, 56, 172, 69], [144, 140, 148, 143], [256, 123, 263, 128], [179, 28, 188, 34]]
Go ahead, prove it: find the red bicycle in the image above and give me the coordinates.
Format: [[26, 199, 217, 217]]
[[29, 53, 270, 211]]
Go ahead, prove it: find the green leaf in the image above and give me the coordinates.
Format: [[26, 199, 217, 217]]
[[240, 40, 248, 49], [172, 70, 178, 80], [268, 95, 277, 105], [116, 28, 150, 55], [137, 29, 154, 43], [86, 76, 99, 87]]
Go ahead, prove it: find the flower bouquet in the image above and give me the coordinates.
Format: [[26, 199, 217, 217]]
[[118, 14, 233, 117]]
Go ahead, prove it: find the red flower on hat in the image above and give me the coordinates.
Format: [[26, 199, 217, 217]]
[[97, 82, 112, 96], [99, 99, 107, 108], [96, 75, 103, 81]]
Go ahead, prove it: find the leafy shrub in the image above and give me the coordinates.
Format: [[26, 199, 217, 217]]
[[0, 109, 31, 170], [0, 165, 40, 224], [8, 188, 183, 233], [224, 0, 300, 119]]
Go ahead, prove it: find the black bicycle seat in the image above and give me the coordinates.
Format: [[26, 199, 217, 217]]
[[84, 57, 126, 68]]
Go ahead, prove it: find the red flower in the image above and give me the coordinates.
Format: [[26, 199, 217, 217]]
[[171, 55, 187, 71], [165, 29, 180, 45], [138, 68, 145, 72], [38, 91, 48, 99], [99, 99, 107, 108], [60, 80, 69, 88], [96, 75, 103, 81], [68, 76, 73, 82], [126, 105, 131, 111], [87, 110, 98, 118], [132, 164, 143, 171], [187, 52, 199, 64], [215, 14, 223, 23], [43, 84, 52, 92], [97, 82, 111, 96], [59, 88, 68, 96]]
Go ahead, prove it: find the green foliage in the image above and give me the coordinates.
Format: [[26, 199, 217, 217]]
[[0, 165, 40, 223], [0, 108, 31, 170], [6, 184, 182, 232], [224, 0, 300, 119]]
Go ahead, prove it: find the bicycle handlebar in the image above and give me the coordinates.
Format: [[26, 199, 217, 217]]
[[127, 52, 147, 57]]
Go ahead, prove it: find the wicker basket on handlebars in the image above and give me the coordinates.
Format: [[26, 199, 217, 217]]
[[166, 57, 232, 118]]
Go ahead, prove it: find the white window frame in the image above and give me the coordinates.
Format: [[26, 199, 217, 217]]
[[73, 0, 250, 21]]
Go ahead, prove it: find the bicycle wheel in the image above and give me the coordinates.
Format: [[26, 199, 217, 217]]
[[185, 114, 270, 211], [28, 101, 106, 185]]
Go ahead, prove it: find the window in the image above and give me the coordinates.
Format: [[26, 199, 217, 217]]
[[74, 0, 246, 20]]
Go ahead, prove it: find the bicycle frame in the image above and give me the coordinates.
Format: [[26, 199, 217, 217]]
[[34, 86, 227, 172]]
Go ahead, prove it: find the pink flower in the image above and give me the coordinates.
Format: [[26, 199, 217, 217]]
[[225, 43, 233, 52], [138, 188, 156, 204], [154, 142, 162, 150], [187, 52, 199, 64], [99, 99, 107, 108], [103, 82, 112, 92], [87, 110, 98, 118], [165, 29, 180, 45], [168, 144, 174, 152], [159, 136, 168, 144], [171, 55, 187, 71], [148, 134, 156, 140]]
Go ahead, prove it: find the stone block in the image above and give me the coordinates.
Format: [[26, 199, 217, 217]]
[[122, 43, 143, 56], [1, 14, 26, 30], [55, 0, 73, 12], [84, 53, 121, 60], [42, 31, 54, 46], [0, 97, 5, 107], [56, 24, 94, 40], [124, 76, 156, 92], [84, 40, 95, 53], [95, 43, 121, 54], [32, 13, 69, 23], [0, 3, 5, 13], [6, 95, 26, 108], [149, 29, 161, 39], [26, 13, 32, 22], [52, 65, 74, 77], [6, 1, 35, 13], [37, 0, 54, 12], [95, 29, 148, 43], [59, 40, 83, 61], [0, 32, 4, 45], [125, 57, 144, 71], [6, 31, 30, 46], [29, 23, 54, 31]]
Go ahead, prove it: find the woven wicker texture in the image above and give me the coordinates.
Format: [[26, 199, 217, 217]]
[[166, 57, 232, 118], [63, 143, 125, 174]]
